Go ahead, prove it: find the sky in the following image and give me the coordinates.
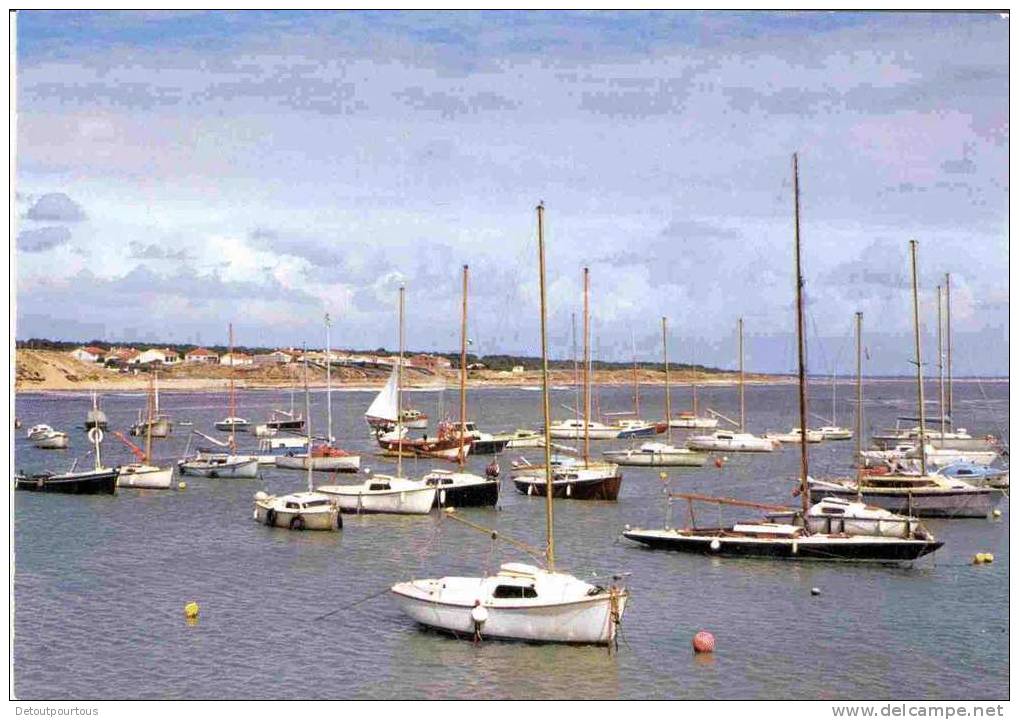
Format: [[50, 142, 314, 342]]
[[13, 10, 1009, 375]]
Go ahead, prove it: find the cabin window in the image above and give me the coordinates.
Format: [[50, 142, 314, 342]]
[[369, 483, 391, 491], [821, 507, 845, 515], [492, 585, 538, 599], [285, 502, 300, 509], [305, 500, 330, 508]]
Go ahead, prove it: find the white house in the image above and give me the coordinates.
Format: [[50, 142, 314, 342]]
[[220, 352, 254, 367], [70, 346, 105, 363], [134, 348, 181, 366], [184, 347, 220, 364]]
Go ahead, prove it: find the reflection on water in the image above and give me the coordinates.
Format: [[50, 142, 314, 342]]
[[13, 380, 1009, 699]]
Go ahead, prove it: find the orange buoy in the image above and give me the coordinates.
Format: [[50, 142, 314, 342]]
[[693, 630, 715, 653], [714, 457, 724, 469]]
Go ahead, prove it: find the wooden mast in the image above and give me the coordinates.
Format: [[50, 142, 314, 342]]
[[662, 317, 672, 445], [937, 285, 946, 441], [738, 317, 745, 433], [228, 322, 236, 453], [536, 203, 555, 571], [459, 265, 468, 468], [304, 349, 312, 492], [631, 332, 640, 420], [945, 272, 953, 429], [325, 312, 333, 445], [582, 266, 591, 467], [909, 240, 927, 477], [144, 373, 154, 463], [855, 311, 863, 491], [793, 153, 810, 517], [397, 286, 405, 478], [572, 313, 580, 431]]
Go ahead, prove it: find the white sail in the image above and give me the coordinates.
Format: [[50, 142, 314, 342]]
[[365, 366, 400, 422]]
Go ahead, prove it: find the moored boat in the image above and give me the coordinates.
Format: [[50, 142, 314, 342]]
[[686, 430, 776, 452], [253, 490, 341, 530], [603, 441, 707, 467], [15, 467, 118, 494]]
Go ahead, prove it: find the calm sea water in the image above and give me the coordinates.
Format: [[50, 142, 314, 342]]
[[12, 379, 1009, 700]]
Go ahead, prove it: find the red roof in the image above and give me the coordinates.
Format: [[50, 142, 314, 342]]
[[83, 346, 105, 355], [186, 347, 217, 357]]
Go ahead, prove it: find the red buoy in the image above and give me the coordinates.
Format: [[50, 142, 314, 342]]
[[714, 457, 724, 469], [693, 630, 715, 653]]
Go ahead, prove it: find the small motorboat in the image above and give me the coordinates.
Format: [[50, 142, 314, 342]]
[[686, 430, 777, 453], [275, 444, 361, 473], [252, 490, 341, 531], [935, 462, 1009, 490], [317, 474, 436, 515], [26, 424, 55, 441], [765, 428, 823, 444], [178, 452, 259, 478], [32, 429, 70, 450], [817, 425, 852, 440], [612, 419, 660, 439], [547, 419, 620, 440], [504, 429, 543, 448], [117, 464, 174, 489]]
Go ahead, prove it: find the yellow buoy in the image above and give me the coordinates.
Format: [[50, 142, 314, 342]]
[[992, 509, 1002, 519], [984, 553, 995, 563], [178, 481, 187, 490], [184, 601, 200, 619], [972, 553, 994, 565]]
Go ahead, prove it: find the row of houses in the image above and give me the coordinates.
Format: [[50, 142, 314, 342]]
[[69, 345, 455, 370]]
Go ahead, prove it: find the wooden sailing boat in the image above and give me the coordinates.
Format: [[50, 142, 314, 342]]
[[276, 314, 360, 473], [808, 241, 1000, 518], [686, 318, 777, 452], [319, 287, 437, 514], [514, 265, 623, 499], [603, 317, 708, 467], [391, 202, 629, 644], [421, 265, 500, 507], [16, 422, 118, 494], [254, 353, 342, 531], [624, 154, 943, 561], [115, 374, 174, 489]]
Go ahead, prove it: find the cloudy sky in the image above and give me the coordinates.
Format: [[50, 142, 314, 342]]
[[14, 11, 1008, 374]]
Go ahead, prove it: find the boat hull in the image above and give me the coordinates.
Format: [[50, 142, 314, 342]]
[[15, 469, 118, 495], [377, 437, 469, 462], [390, 588, 626, 645], [807, 486, 1000, 519], [669, 417, 718, 429], [469, 438, 511, 455], [433, 479, 500, 508], [253, 503, 340, 531], [33, 434, 69, 450], [178, 457, 259, 479], [686, 437, 776, 452], [623, 529, 942, 562], [274, 453, 361, 472], [117, 465, 174, 489], [513, 475, 622, 501], [318, 486, 436, 514], [602, 449, 707, 467]]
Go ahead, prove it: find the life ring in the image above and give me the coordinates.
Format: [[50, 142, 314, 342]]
[[290, 515, 305, 531]]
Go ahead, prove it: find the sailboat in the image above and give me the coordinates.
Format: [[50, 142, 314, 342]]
[[421, 265, 500, 508], [624, 155, 942, 562], [514, 267, 623, 500], [686, 319, 777, 453], [178, 323, 259, 479], [276, 315, 361, 473], [604, 334, 661, 438], [130, 373, 172, 437], [215, 331, 250, 432], [808, 241, 1000, 519], [29, 424, 70, 449], [391, 203, 629, 645], [815, 363, 852, 440], [253, 355, 342, 531], [84, 390, 108, 431], [604, 317, 708, 467], [16, 426, 118, 494], [318, 287, 437, 515], [114, 375, 174, 489]]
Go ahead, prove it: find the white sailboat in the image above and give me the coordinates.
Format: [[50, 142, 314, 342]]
[[179, 323, 259, 479], [604, 317, 707, 467], [319, 287, 436, 514], [115, 375, 174, 489], [392, 202, 629, 645], [686, 318, 777, 453]]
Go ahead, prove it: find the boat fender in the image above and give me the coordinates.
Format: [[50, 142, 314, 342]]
[[710, 538, 721, 551], [527, 484, 533, 496], [290, 515, 305, 531], [265, 508, 277, 526], [439, 490, 446, 506], [471, 601, 487, 643], [566, 484, 572, 498], [791, 540, 798, 555]]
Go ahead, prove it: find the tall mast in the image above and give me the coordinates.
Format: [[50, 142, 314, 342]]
[[459, 265, 469, 468], [793, 153, 810, 517], [304, 349, 313, 492], [582, 266, 591, 466], [909, 240, 927, 476], [325, 313, 333, 445], [397, 286, 405, 478], [738, 317, 745, 433], [145, 374, 154, 463], [536, 203, 555, 571], [154, 373, 160, 416], [631, 332, 640, 419], [945, 272, 953, 429], [228, 322, 236, 453], [855, 311, 863, 490], [662, 317, 672, 445], [937, 285, 946, 441], [572, 313, 580, 431]]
